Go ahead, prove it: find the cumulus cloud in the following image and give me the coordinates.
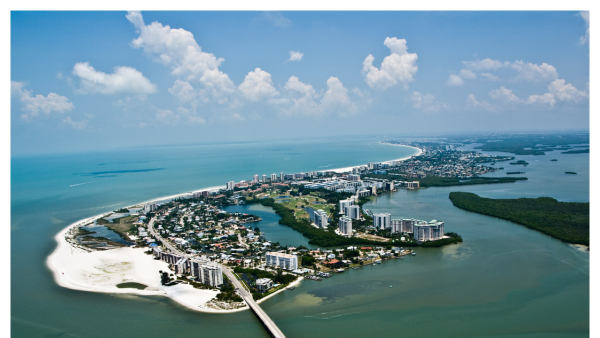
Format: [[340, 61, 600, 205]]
[[284, 76, 316, 97], [548, 79, 588, 102], [362, 37, 418, 89], [156, 109, 180, 124], [283, 76, 319, 115], [526, 93, 556, 106], [288, 51, 304, 62], [63, 116, 87, 129], [447, 74, 464, 86], [411, 91, 445, 112], [488, 86, 521, 103], [579, 11, 589, 45], [12, 81, 75, 121], [510, 61, 558, 82], [463, 58, 505, 70], [168, 80, 197, 103], [72, 62, 157, 94], [321, 76, 354, 111], [479, 72, 500, 81], [126, 11, 235, 98], [238, 68, 279, 101], [466, 94, 496, 111]]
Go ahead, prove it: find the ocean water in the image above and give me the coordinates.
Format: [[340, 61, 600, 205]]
[[11, 137, 588, 337]]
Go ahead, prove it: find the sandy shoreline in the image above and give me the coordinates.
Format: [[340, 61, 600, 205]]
[[47, 144, 422, 313]]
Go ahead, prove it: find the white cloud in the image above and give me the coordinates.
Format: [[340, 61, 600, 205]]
[[466, 94, 496, 111], [63, 116, 87, 129], [579, 11, 589, 45], [479, 72, 500, 81], [259, 12, 292, 27], [459, 69, 477, 80], [284, 76, 316, 97], [238, 68, 278, 101], [411, 91, 445, 112], [72, 62, 157, 94], [156, 109, 181, 124], [510, 61, 558, 82], [548, 79, 588, 102], [321, 76, 354, 112], [526, 93, 556, 106], [447, 74, 464, 86], [168, 80, 197, 103], [126, 11, 235, 97], [488, 86, 521, 103], [463, 58, 505, 70], [288, 51, 304, 62], [362, 37, 418, 89], [283, 76, 319, 115], [12, 81, 75, 121]]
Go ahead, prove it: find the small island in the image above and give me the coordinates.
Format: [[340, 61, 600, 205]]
[[448, 192, 588, 246], [506, 172, 525, 175], [565, 172, 578, 175], [509, 160, 529, 166], [551, 159, 558, 161]]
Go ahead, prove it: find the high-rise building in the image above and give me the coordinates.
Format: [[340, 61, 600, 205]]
[[402, 219, 414, 233], [314, 210, 329, 228], [373, 213, 391, 229], [144, 202, 157, 213], [385, 181, 394, 191], [339, 216, 352, 235], [265, 252, 298, 270], [253, 174, 259, 183], [347, 174, 361, 181], [339, 198, 354, 214], [413, 220, 444, 242], [226, 181, 235, 190], [345, 205, 361, 220], [262, 174, 267, 183], [271, 173, 277, 182], [280, 172, 285, 181]]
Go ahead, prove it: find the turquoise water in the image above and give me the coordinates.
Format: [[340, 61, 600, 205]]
[[11, 137, 588, 337]]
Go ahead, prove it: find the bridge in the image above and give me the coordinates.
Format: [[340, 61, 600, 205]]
[[147, 217, 286, 338]]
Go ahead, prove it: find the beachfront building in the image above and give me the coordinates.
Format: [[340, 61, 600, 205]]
[[344, 205, 361, 220], [253, 174, 259, 183], [144, 202, 157, 213], [407, 181, 420, 189], [266, 252, 298, 270], [314, 210, 329, 228], [357, 189, 371, 197], [190, 260, 223, 287], [262, 174, 267, 183], [402, 219, 415, 233], [226, 181, 235, 190], [280, 172, 284, 181], [373, 213, 391, 229], [413, 220, 444, 242], [271, 173, 277, 182], [339, 198, 354, 214], [347, 174, 361, 181], [255, 278, 273, 292], [339, 216, 352, 235]]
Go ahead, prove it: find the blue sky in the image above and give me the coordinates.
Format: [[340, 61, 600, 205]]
[[11, 11, 590, 155]]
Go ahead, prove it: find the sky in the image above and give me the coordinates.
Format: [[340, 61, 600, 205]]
[[10, 11, 590, 155]]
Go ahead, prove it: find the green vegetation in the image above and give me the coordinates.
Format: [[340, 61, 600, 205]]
[[217, 279, 243, 302], [506, 172, 525, 175], [254, 198, 385, 247], [470, 134, 589, 155], [233, 267, 296, 285], [97, 215, 138, 241], [115, 208, 130, 213], [413, 176, 527, 188], [116, 282, 147, 290], [565, 172, 577, 175], [420, 233, 463, 247], [551, 159, 558, 161], [364, 173, 527, 188], [562, 149, 589, 154], [448, 192, 588, 245], [80, 236, 127, 247], [509, 160, 529, 166]]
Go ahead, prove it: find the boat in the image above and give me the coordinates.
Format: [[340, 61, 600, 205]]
[[390, 285, 392, 288], [287, 286, 295, 290], [411, 252, 416, 256]]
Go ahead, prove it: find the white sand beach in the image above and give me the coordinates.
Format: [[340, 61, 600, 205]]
[[329, 143, 422, 173], [47, 221, 229, 313]]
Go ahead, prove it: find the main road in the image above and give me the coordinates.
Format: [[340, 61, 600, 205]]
[[147, 217, 286, 338]]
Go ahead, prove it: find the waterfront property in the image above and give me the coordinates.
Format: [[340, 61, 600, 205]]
[[265, 252, 299, 270], [339, 216, 352, 235]]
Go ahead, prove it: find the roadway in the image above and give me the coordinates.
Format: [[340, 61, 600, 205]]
[[147, 216, 286, 338]]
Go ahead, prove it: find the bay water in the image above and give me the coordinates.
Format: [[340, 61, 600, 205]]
[[11, 136, 588, 337]]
